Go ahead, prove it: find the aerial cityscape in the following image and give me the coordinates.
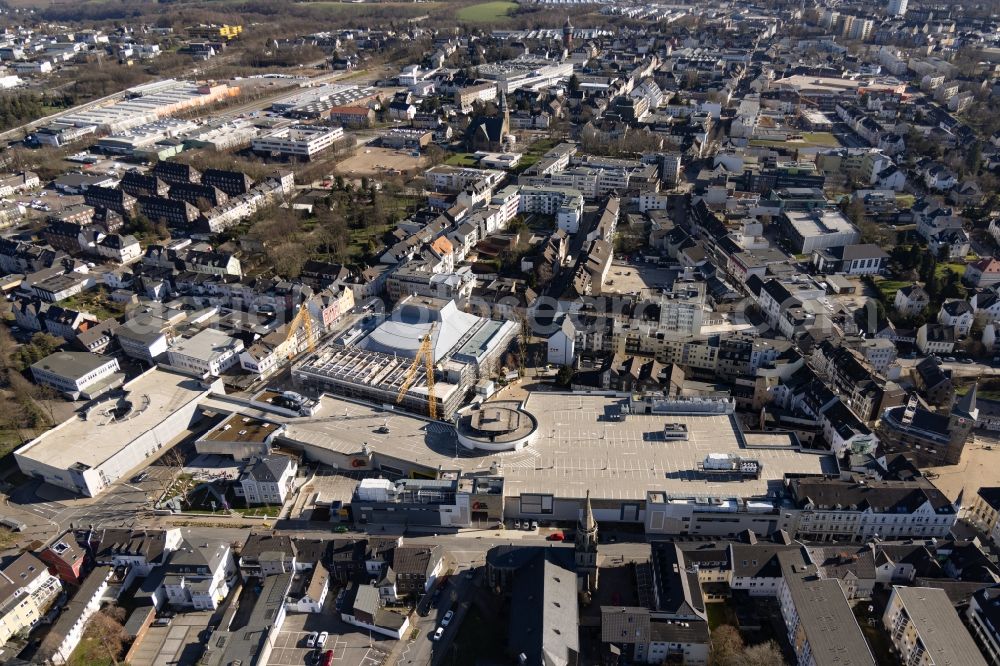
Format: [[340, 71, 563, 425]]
[[0, 0, 1000, 664]]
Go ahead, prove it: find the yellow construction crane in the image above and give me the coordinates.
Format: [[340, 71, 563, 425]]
[[284, 304, 316, 359], [396, 323, 437, 419]]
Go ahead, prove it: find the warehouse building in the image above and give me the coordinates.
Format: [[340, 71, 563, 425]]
[[239, 392, 834, 531], [15, 368, 219, 496]]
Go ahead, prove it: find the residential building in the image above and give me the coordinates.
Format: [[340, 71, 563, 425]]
[[167, 328, 244, 377], [966, 587, 1000, 665], [883, 586, 987, 666], [0, 553, 62, 647], [785, 474, 958, 543], [39, 535, 87, 586], [879, 386, 978, 465], [237, 455, 297, 506], [35, 566, 112, 665], [160, 535, 236, 610], [777, 551, 876, 666]]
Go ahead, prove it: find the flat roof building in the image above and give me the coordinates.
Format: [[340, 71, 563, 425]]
[[15, 368, 219, 496], [218, 392, 837, 525], [30, 351, 123, 400], [251, 125, 344, 160], [780, 209, 861, 254]]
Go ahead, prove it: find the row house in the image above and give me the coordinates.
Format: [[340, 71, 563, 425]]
[[138, 196, 201, 228], [83, 186, 137, 216], [785, 475, 958, 543]]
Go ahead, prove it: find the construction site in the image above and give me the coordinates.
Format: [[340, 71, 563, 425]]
[[291, 296, 519, 420]]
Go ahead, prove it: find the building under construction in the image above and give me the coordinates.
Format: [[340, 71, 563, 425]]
[[292, 345, 471, 418], [292, 296, 518, 420]]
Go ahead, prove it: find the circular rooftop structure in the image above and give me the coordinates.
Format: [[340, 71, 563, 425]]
[[456, 401, 538, 452]]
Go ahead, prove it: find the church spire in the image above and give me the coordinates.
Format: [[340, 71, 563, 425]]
[[955, 382, 978, 418], [580, 489, 595, 532], [575, 490, 599, 593]]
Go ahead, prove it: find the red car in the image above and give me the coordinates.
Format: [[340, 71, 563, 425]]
[[321, 649, 334, 666], [547, 532, 565, 541]]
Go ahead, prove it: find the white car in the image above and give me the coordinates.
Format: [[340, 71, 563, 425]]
[[317, 631, 329, 647], [306, 631, 319, 648], [442, 610, 454, 627], [433, 627, 444, 641]]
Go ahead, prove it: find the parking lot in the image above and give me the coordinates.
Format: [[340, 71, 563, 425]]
[[272, 610, 391, 666]]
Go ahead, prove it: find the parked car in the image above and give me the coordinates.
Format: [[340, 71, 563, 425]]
[[152, 617, 171, 627], [317, 631, 329, 647], [306, 631, 319, 648], [547, 532, 565, 541], [333, 525, 349, 533], [530, 520, 538, 530], [442, 610, 454, 627], [321, 649, 334, 666], [131, 472, 150, 483], [433, 627, 444, 641]]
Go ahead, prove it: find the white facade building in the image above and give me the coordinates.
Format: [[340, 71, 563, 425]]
[[251, 125, 344, 159]]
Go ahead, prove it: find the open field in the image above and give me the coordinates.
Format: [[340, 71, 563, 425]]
[[457, 1, 518, 22], [749, 132, 841, 150], [294, 0, 445, 12], [334, 145, 428, 178]]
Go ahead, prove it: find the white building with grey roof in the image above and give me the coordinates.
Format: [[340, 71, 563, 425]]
[[15, 368, 221, 496], [30, 351, 123, 400], [238, 455, 297, 506]]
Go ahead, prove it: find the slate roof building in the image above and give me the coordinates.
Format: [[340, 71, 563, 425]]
[[879, 384, 978, 465], [237, 455, 297, 507], [466, 90, 510, 152]]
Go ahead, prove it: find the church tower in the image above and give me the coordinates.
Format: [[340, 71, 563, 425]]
[[563, 17, 573, 50], [575, 490, 599, 592], [946, 382, 979, 464]]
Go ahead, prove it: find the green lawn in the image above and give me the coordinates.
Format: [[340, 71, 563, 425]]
[[874, 278, 909, 302], [749, 131, 841, 150], [58, 288, 126, 321], [513, 136, 560, 172], [457, 1, 517, 22], [445, 152, 479, 166], [896, 194, 916, 208], [800, 132, 840, 146], [935, 262, 967, 280]]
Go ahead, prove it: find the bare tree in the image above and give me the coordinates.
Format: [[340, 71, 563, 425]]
[[85, 606, 128, 666]]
